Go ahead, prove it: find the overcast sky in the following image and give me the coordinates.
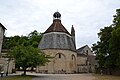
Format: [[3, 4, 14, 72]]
[[0, 0, 120, 48]]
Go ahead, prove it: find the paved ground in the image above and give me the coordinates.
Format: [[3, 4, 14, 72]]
[[5, 72, 120, 80], [31, 74, 95, 80], [8, 72, 95, 80]]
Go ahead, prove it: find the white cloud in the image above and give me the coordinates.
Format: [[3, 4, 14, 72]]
[[0, 0, 120, 48]]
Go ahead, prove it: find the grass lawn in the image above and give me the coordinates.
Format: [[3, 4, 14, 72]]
[[94, 74, 120, 80], [0, 75, 32, 80]]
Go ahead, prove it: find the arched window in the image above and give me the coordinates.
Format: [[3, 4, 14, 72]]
[[55, 53, 65, 60], [59, 54, 61, 58], [86, 50, 88, 55], [72, 55, 73, 60], [72, 54, 75, 60]]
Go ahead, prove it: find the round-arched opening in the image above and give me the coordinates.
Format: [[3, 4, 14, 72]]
[[71, 54, 76, 73], [53, 53, 66, 73]]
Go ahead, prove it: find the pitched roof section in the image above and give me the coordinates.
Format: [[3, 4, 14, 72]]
[[44, 19, 70, 35], [0, 23, 7, 30], [77, 45, 87, 53]]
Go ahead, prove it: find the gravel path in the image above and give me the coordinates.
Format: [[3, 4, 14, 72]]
[[32, 74, 95, 80]]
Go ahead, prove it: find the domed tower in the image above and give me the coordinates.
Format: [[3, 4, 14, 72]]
[[37, 12, 77, 74]]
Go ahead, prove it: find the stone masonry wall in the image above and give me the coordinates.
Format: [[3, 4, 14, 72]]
[[0, 26, 4, 53], [36, 49, 77, 73]]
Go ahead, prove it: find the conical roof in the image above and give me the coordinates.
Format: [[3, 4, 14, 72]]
[[44, 19, 70, 35]]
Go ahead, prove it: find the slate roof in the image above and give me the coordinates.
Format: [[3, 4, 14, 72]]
[[0, 23, 7, 30], [38, 33, 76, 51], [76, 45, 87, 53], [44, 19, 70, 35]]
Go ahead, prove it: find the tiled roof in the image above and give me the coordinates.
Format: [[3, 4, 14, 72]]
[[44, 19, 70, 35]]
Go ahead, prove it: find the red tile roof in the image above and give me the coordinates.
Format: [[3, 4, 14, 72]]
[[44, 19, 70, 35]]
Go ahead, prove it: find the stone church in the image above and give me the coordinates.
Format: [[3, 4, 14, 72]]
[[36, 12, 96, 73], [0, 12, 96, 74]]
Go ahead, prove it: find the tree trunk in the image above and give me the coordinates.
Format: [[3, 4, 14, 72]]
[[109, 68, 112, 75], [31, 67, 34, 71], [23, 68, 26, 76]]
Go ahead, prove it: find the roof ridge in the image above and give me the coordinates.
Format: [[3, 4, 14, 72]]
[[77, 45, 88, 50]]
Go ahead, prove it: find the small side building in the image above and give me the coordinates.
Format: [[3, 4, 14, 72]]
[[0, 23, 15, 74], [77, 45, 96, 73]]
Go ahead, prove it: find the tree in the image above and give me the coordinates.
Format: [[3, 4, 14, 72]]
[[9, 45, 49, 75], [113, 9, 120, 28], [109, 9, 120, 69], [92, 9, 120, 74], [92, 26, 113, 69], [28, 30, 42, 48], [2, 30, 42, 49], [2, 36, 20, 49], [2, 30, 47, 75]]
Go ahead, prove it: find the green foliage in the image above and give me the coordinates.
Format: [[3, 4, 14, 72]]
[[28, 30, 42, 48], [0, 75, 32, 80], [2, 30, 42, 49], [2, 36, 20, 49], [2, 30, 49, 75], [9, 45, 49, 69], [92, 9, 120, 73], [92, 26, 113, 68], [113, 9, 120, 27], [109, 9, 120, 68]]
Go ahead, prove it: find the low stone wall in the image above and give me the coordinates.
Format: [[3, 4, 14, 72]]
[[0, 58, 15, 74]]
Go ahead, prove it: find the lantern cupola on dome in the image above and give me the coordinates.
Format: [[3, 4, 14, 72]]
[[53, 11, 61, 20]]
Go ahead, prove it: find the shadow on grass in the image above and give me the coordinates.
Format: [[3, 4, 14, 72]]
[[0, 75, 33, 80]]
